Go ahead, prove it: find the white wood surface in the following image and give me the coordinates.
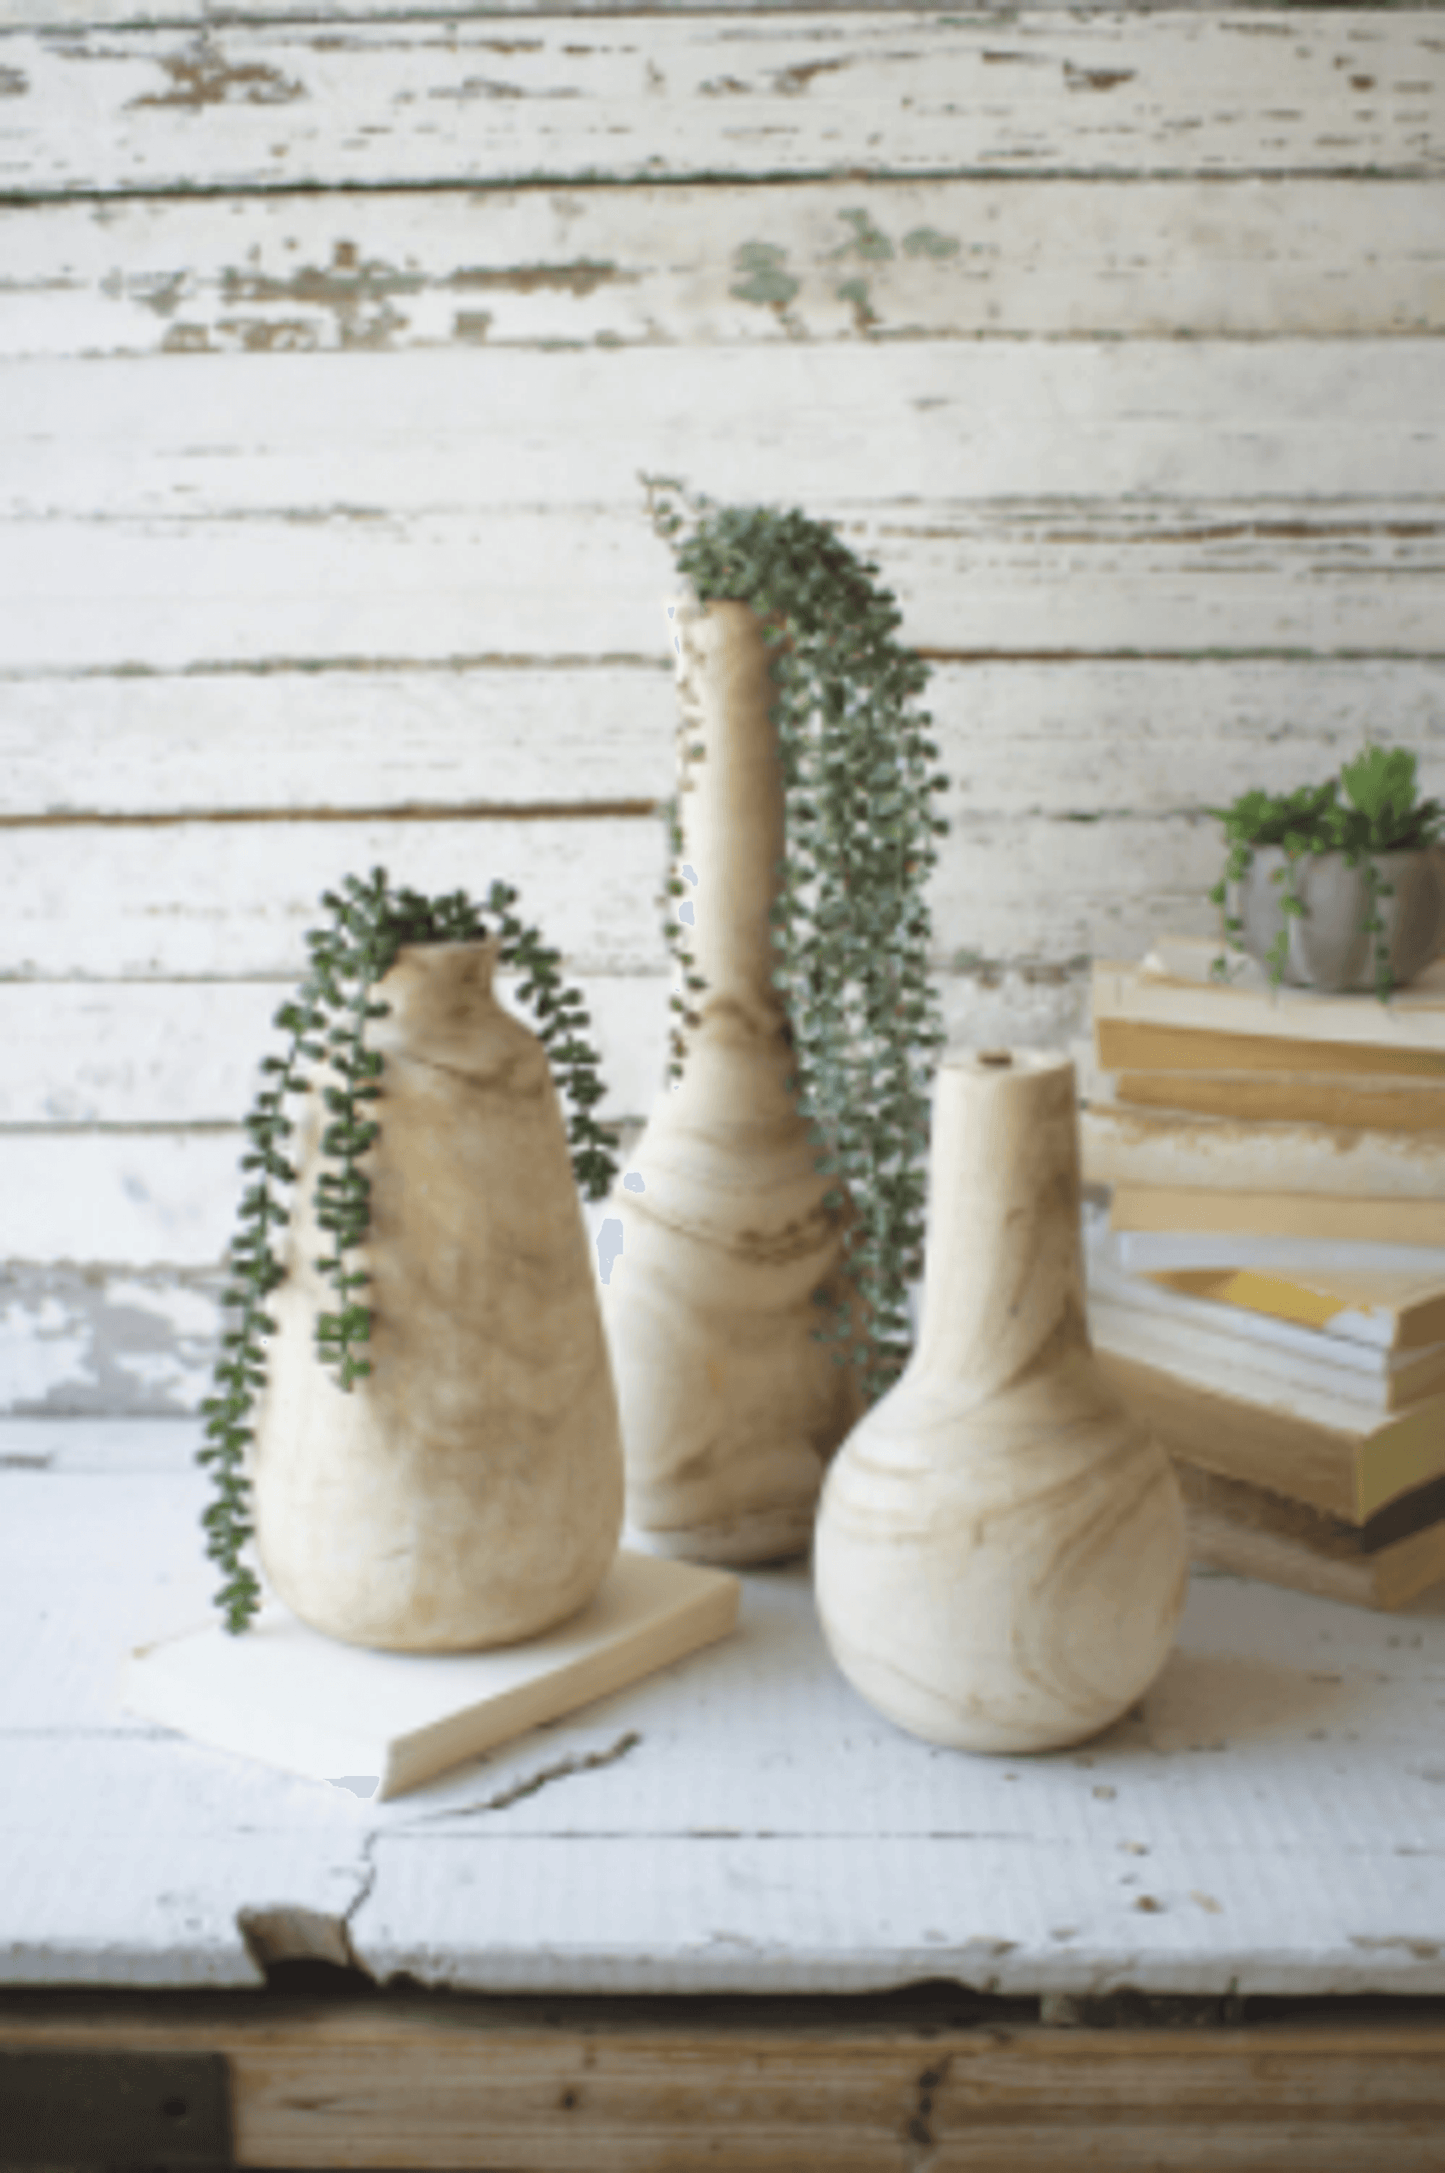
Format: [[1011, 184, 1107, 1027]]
[[2, 0, 1443, 1407], [6, 179, 1444, 357], [4, 658, 1442, 820], [4, 1416, 1444, 1994], [4, 13, 1441, 197]]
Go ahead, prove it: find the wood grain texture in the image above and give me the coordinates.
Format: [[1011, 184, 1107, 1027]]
[[602, 602, 861, 1564], [4, 1429, 1445, 2002], [3, 660, 1442, 821], [4, 0, 1443, 1319], [250, 940, 625, 1651], [816, 1049, 1188, 1752], [8, 346, 1445, 519], [0, 810, 1244, 980], [4, 1995, 1445, 2172], [5, 176, 1444, 358], [3, 12, 1442, 199]]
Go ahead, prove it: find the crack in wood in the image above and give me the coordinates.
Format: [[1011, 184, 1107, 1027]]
[[422, 1731, 644, 1820]]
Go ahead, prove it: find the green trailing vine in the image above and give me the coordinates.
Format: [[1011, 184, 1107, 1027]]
[[199, 869, 618, 1635], [642, 475, 950, 1408], [1209, 745, 1442, 1000]]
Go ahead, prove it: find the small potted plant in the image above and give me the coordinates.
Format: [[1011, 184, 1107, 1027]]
[[201, 868, 622, 1647], [1209, 744, 1444, 998], [599, 479, 950, 1564]]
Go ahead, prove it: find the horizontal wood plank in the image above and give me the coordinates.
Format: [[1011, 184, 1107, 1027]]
[[0, 815, 670, 976], [4, 658, 1443, 821], [3, 1998, 1445, 2173], [3, 12, 1442, 199], [5, 175, 1444, 357], [8, 345, 1445, 519], [4, 501, 1444, 672], [0, 809, 1232, 979], [0, 662, 677, 816], [0, 971, 672, 1125]]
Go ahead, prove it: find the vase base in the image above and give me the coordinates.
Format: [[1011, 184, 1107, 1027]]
[[625, 1504, 817, 1569]]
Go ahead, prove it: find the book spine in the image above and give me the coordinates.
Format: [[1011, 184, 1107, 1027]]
[[1109, 1185, 1445, 1249], [1092, 961, 1445, 1054], [1081, 1105, 1445, 1200]]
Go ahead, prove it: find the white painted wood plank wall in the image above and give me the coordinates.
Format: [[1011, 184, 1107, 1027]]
[[1, 3, 1441, 1411]]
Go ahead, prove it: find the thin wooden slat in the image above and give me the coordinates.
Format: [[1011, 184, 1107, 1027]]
[[8, 345, 1445, 518], [3, 502, 1444, 673], [0, 808, 1232, 979], [4, 657, 1442, 822], [0, 953, 1105, 1132], [0, 663, 677, 816], [2, 13, 1442, 199], [0, 972, 672, 1124], [4, 2000, 1445, 2173], [4, 176, 1444, 358], [0, 814, 669, 977]]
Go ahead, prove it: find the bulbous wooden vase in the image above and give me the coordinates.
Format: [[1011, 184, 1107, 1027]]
[[600, 600, 860, 1565], [251, 940, 624, 1651], [814, 1049, 1188, 1754]]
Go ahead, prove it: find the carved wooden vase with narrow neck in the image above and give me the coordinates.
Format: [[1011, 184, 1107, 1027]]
[[251, 940, 624, 1651], [815, 1049, 1188, 1753], [600, 600, 860, 1564]]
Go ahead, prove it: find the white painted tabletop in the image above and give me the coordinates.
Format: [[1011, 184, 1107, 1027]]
[[4, 1417, 1444, 1999]]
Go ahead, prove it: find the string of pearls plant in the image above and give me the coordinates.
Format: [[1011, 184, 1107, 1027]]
[[643, 476, 950, 1407], [200, 869, 617, 1633]]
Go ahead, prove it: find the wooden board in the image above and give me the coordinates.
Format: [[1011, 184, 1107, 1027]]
[[4, 1419, 1445, 2014], [3, 659, 1443, 823], [9, 347, 1445, 521], [5, 177, 1444, 358], [4, 0, 1443, 1314], [3, 1993, 1445, 2173], [4, 13, 1442, 198], [121, 1553, 742, 1801]]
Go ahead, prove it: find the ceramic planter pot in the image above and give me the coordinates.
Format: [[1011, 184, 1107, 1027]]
[[814, 1049, 1188, 1756], [251, 939, 624, 1652], [1230, 846, 1443, 992], [599, 600, 861, 1565]]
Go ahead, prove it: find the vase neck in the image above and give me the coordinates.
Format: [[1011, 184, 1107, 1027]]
[[913, 1050, 1089, 1398], [365, 938, 501, 1057], [673, 599, 787, 1030]]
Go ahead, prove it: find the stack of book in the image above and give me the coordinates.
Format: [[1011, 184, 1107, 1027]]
[[1079, 935, 1445, 1609]]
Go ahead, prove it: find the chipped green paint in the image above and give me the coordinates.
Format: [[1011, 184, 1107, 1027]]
[[831, 208, 893, 263], [0, 67, 28, 98], [902, 227, 961, 260], [730, 242, 799, 310], [835, 276, 877, 332], [453, 311, 493, 344]]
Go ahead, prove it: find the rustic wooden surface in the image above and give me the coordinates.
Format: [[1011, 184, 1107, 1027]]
[[4, 1415, 1445, 2007], [1, 3, 1442, 1408], [5, 1990, 1445, 2169]]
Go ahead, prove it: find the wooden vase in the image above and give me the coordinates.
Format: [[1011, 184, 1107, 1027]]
[[600, 600, 860, 1565], [251, 940, 624, 1651], [814, 1049, 1188, 1754]]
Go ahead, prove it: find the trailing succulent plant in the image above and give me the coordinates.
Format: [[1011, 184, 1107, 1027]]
[[642, 474, 950, 1409], [200, 869, 617, 1634], [1209, 744, 1442, 998]]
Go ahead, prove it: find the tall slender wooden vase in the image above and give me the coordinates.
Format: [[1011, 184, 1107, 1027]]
[[600, 600, 860, 1564], [252, 940, 624, 1651], [814, 1049, 1188, 1753]]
